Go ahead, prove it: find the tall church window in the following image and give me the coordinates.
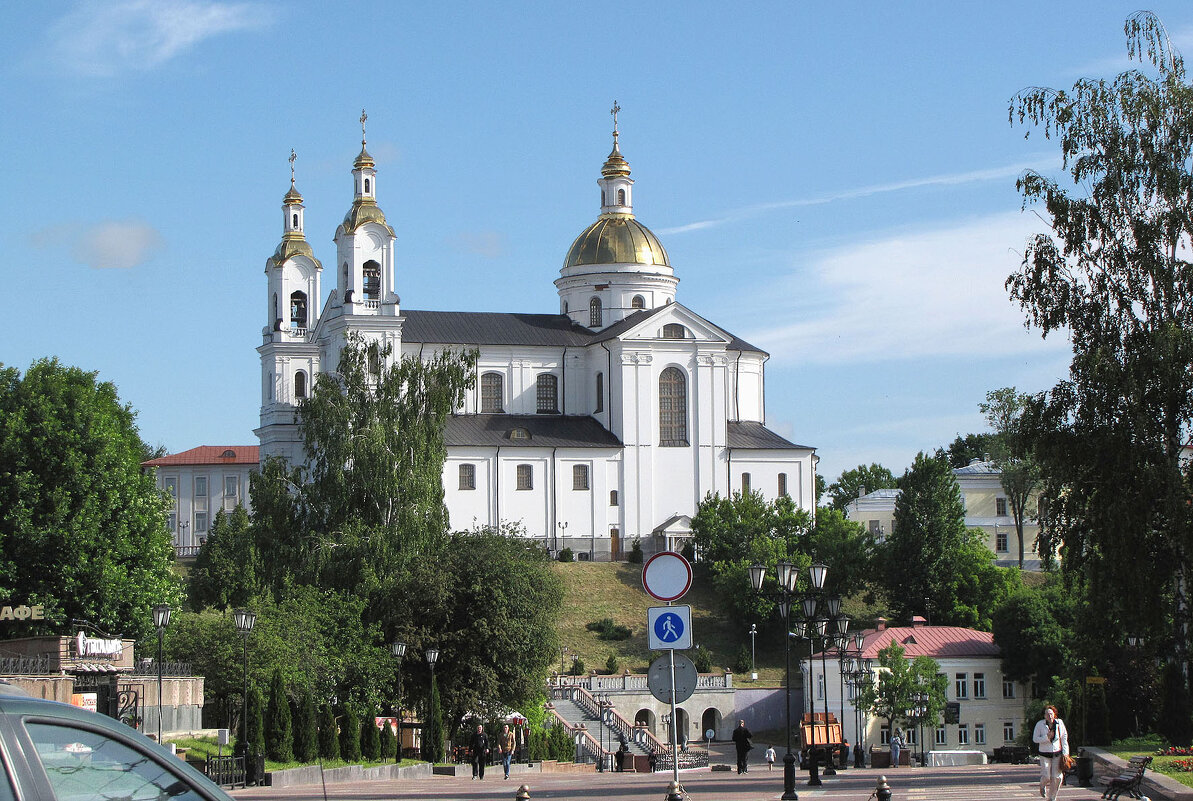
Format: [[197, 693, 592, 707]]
[[294, 371, 307, 399], [778, 473, 788, 497], [516, 464, 533, 491], [290, 291, 308, 329], [610, 490, 619, 506], [363, 261, 381, 300], [292, 213, 298, 227], [481, 372, 504, 413], [459, 464, 476, 490], [631, 295, 645, 310], [364, 178, 370, 193], [595, 372, 604, 413], [663, 324, 685, 339], [589, 297, 602, 328], [741, 473, 751, 493], [573, 465, 589, 491], [659, 367, 688, 446], [618, 188, 626, 205], [537, 374, 559, 414]]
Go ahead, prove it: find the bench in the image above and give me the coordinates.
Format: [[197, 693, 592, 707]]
[[1099, 755, 1151, 800]]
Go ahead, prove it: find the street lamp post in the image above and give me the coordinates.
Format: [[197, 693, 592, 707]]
[[425, 647, 440, 762], [391, 641, 407, 763], [560, 645, 570, 675], [816, 595, 842, 777], [750, 559, 828, 800], [233, 608, 256, 770], [749, 624, 758, 680], [152, 604, 171, 744]]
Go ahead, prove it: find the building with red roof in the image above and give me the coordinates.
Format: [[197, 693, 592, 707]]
[[141, 446, 258, 558], [807, 616, 1027, 763]]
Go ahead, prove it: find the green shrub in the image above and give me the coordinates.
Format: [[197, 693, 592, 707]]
[[380, 720, 395, 761], [605, 653, 620, 674], [265, 669, 293, 763], [692, 645, 713, 673], [361, 714, 380, 761], [549, 724, 574, 761], [586, 618, 631, 641], [628, 539, 643, 563], [733, 644, 753, 675], [558, 548, 574, 562], [340, 706, 362, 762], [570, 658, 586, 676], [318, 703, 339, 760], [292, 688, 318, 763], [680, 541, 695, 561], [1160, 661, 1193, 746]]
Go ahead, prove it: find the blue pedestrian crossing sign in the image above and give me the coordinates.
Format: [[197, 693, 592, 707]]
[[648, 606, 692, 650]]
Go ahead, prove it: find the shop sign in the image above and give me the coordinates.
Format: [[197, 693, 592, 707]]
[[75, 631, 123, 658], [0, 604, 45, 621], [70, 693, 98, 713]]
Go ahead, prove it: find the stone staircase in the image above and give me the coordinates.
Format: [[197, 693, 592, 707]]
[[551, 697, 650, 760]]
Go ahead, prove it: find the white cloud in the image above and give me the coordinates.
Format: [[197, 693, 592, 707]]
[[658, 159, 1054, 236], [46, 0, 271, 77], [30, 219, 164, 269], [743, 211, 1071, 366]]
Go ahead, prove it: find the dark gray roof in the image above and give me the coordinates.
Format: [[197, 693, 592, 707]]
[[401, 308, 765, 353], [727, 421, 813, 450], [445, 414, 623, 448]]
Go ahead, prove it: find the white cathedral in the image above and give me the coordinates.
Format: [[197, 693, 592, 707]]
[[255, 114, 817, 560]]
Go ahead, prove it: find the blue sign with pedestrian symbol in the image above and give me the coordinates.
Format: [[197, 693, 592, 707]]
[[648, 606, 692, 650]]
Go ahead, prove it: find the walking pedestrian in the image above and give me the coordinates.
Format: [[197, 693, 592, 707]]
[[1033, 705, 1069, 800], [470, 724, 490, 780], [765, 745, 776, 770], [499, 723, 515, 779], [731, 719, 753, 774]]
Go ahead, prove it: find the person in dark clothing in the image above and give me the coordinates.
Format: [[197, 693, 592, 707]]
[[470, 724, 490, 780], [616, 738, 628, 771], [731, 719, 753, 774]]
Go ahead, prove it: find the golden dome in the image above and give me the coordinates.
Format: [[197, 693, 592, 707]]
[[340, 197, 395, 236], [354, 145, 375, 169], [267, 233, 321, 270], [601, 142, 630, 177], [563, 213, 670, 269], [283, 184, 303, 204]]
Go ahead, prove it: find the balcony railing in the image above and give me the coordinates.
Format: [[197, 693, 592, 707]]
[[174, 544, 202, 559]]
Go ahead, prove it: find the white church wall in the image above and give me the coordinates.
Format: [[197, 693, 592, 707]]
[[729, 453, 807, 507]]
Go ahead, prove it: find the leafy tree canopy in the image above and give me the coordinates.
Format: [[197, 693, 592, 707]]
[[806, 507, 876, 600], [188, 507, 259, 611], [826, 464, 896, 512], [979, 387, 1043, 568], [858, 643, 948, 734], [1009, 12, 1193, 657], [0, 358, 178, 639], [991, 576, 1075, 689], [944, 433, 996, 469]]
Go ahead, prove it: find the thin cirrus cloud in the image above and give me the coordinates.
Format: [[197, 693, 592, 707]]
[[657, 159, 1055, 236], [29, 220, 164, 269], [742, 211, 1071, 367], [44, 0, 272, 78]]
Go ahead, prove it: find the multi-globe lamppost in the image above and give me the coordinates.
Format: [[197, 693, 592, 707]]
[[233, 608, 257, 771], [391, 641, 407, 762], [835, 629, 865, 767], [152, 603, 171, 745], [841, 645, 874, 767], [749, 559, 827, 801]]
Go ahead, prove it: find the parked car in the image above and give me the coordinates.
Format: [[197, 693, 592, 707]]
[[0, 680, 235, 800]]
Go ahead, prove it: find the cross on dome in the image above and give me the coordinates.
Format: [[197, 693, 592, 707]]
[[289, 149, 296, 186], [360, 108, 367, 146]]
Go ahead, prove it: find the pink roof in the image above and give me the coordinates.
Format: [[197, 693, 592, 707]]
[[142, 446, 259, 467], [816, 624, 999, 660]]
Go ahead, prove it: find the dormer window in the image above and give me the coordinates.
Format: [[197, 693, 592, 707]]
[[220, 449, 236, 459], [290, 291, 308, 328], [631, 295, 645, 310], [363, 261, 380, 300], [663, 324, 685, 339], [510, 428, 530, 441]]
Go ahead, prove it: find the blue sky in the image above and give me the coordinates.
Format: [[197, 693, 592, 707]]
[[3, 1, 1191, 485]]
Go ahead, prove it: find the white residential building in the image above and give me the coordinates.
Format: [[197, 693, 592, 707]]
[[141, 446, 258, 557], [252, 117, 817, 560]]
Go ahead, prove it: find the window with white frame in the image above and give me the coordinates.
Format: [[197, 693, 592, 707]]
[[194, 476, 207, 497], [573, 464, 589, 491], [955, 673, 968, 699], [459, 464, 476, 491], [905, 728, 918, 745], [973, 672, 986, 698], [935, 727, 947, 746], [224, 476, 239, 498], [1003, 721, 1015, 742], [536, 374, 559, 414], [589, 297, 603, 328], [516, 464, 533, 491], [957, 724, 969, 745], [195, 512, 208, 534], [481, 372, 504, 413], [658, 367, 688, 446], [164, 477, 178, 501], [996, 529, 1009, 552], [879, 725, 890, 745], [974, 723, 986, 745], [996, 496, 1009, 516], [168, 512, 177, 533], [1003, 679, 1016, 699]]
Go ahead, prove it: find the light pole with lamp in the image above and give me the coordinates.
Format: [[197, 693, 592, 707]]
[[814, 594, 843, 777], [560, 645, 570, 676], [233, 608, 256, 774], [749, 559, 828, 800], [425, 647, 440, 762], [391, 642, 407, 762], [749, 624, 758, 680], [152, 604, 171, 744]]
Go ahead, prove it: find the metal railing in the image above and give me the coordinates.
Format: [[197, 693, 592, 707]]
[[205, 755, 247, 789], [0, 655, 53, 674], [130, 659, 193, 677], [559, 684, 668, 757]]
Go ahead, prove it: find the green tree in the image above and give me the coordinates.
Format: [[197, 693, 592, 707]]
[[265, 668, 293, 763], [379, 719, 395, 761], [990, 577, 1075, 693], [945, 433, 997, 469], [339, 705, 361, 762], [0, 358, 179, 638], [425, 673, 445, 763], [1009, 12, 1193, 670], [318, 703, 339, 760], [858, 643, 947, 737], [188, 507, 258, 610], [243, 685, 265, 765], [826, 463, 897, 512], [807, 508, 876, 599], [361, 713, 380, 761], [292, 687, 318, 763], [878, 452, 1018, 628], [979, 388, 1042, 568]]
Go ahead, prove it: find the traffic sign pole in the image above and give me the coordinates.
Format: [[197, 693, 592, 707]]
[[670, 647, 679, 786]]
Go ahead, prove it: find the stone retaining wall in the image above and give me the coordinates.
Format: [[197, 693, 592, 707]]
[[1084, 747, 1193, 801]]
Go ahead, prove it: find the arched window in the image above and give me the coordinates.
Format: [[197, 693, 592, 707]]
[[589, 297, 603, 328], [618, 188, 626, 205], [363, 260, 381, 300], [595, 372, 604, 413], [563, 300, 569, 314], [741, 472, 752, 493], [663, 324, 685, 339], [292, 213, 298, 227], [294, 371, 307, 399], [536, 373, 559, 414], [659, 367, 688, 446], [290, 291, 308, 328], [459, 463, 476, 490], [610, 490, 619, 506], [778, 473, 788, 498], [364, 178, 370, 193], [631, 295, 645, 310], [481, 372, 504, 413]]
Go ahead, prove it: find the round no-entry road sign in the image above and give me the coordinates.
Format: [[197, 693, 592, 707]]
[[642, 551, 693, 602]]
